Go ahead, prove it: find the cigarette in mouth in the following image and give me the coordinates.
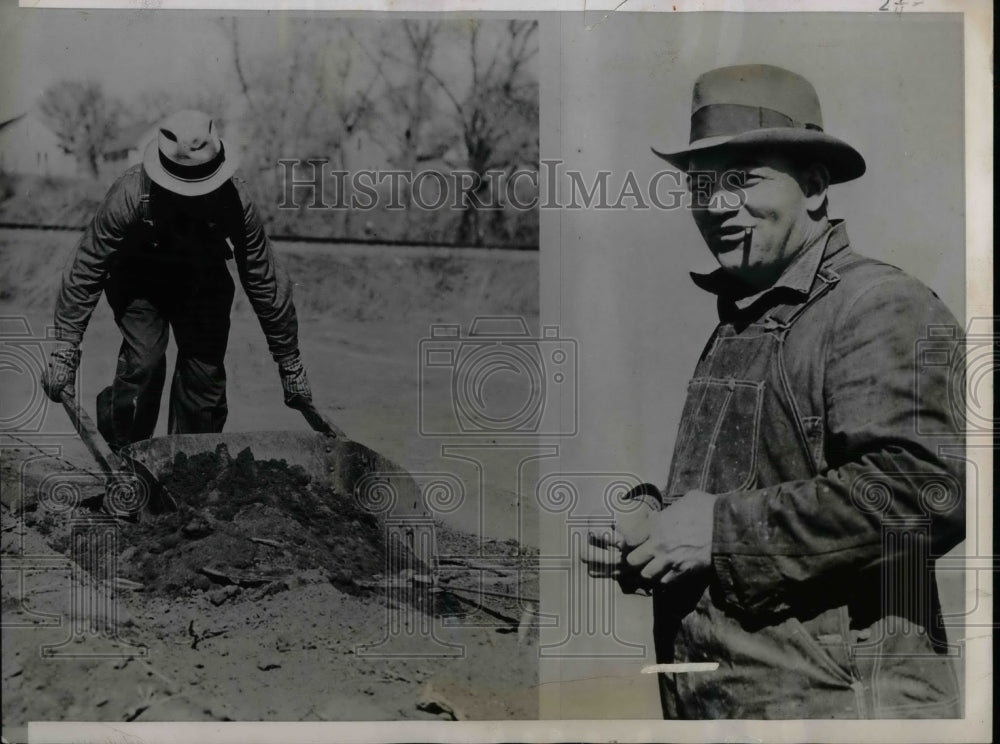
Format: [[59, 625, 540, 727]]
[[641, 662, 720, 674]]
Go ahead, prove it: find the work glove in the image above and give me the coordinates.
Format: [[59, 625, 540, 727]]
[[41, 342, 81, 402], [277, 352, 312, 408]]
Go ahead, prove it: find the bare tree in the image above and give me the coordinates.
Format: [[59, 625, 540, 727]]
[[223, 17, 381, 235], [368, 19, 538, 244], [37, 80, 123, 179], [128, 86, 232, 127], [359, 20, 448, 233], [425, 20, 539, 244], [376, 22, 444, 156], [215, 18, 537, 245]]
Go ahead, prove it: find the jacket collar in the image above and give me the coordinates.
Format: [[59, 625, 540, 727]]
[[690, 220, 850, 312]]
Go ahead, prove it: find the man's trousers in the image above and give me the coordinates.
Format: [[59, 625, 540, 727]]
[[96, 263, 235, 452]]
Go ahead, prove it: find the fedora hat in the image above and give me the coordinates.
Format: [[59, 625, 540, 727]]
[[143, 110, 239, 197], [652, 64, 865, 184]]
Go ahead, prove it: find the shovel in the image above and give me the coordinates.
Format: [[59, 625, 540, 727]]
[[285, 394, 347, 439], [58, 389, 176, 519]]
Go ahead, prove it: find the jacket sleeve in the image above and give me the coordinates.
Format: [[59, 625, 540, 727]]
[[709, 274, 966, 619], [229, 177, 300, 362], [53, 172, 138, 344]]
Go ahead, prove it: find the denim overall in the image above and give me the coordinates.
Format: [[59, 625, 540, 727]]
[[653, 243, 962, 719], [96, 171, 236, 450]]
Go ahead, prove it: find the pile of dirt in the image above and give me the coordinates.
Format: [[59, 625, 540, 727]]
[[62, 444, 414, 598]]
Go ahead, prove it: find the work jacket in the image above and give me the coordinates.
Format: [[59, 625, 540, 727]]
[[53, 164, 299, 361], [654, 221, 965, 719]]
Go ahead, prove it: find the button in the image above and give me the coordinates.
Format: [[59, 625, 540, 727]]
[[856, 628, 872, 642], [727, 379, 736, 391]]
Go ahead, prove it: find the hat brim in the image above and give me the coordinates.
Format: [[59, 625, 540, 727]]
[[651, 128, 866, 184], [143, 139, 240, 197]]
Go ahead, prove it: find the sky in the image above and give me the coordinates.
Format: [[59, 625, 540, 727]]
[[0, 8, 232, 120], [0, 7, 522, 124]]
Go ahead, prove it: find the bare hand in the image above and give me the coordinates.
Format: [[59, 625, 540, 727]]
[[580, 494, 660, 580], [625, 490, 719, 587], [581, 533, 624, 580]]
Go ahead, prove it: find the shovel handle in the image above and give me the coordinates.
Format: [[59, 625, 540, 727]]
[[288, 396, 347, 440], [59, 389, 122, 475]]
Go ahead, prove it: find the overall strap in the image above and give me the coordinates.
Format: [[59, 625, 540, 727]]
[[760, 250, 875, 475], [138, 168, 155, 228]]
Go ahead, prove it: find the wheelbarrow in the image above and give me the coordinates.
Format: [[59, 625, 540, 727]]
[[59, 391, 424, 524]]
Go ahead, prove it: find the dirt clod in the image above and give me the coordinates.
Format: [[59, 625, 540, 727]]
[[208, 589, 230, 607]]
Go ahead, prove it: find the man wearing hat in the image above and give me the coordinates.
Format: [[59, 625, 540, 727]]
[[41, 110, 313, 450], [583, 65, 964, 718]]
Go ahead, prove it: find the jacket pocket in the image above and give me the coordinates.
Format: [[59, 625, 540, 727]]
[[667, 378, 764, 495], [787, 616, 857, 689]]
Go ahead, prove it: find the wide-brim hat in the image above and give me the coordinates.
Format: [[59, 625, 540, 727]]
[[652, 64, 865, 184], [143, 109, 239, 197]]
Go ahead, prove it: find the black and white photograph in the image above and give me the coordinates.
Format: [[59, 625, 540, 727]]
[[0, 7, 543, 735], [0, 1, 992, 743], [537, 5, 990, 737]]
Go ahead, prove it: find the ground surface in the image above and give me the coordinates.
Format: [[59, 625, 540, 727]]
[[1, 230, 541, 736]]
